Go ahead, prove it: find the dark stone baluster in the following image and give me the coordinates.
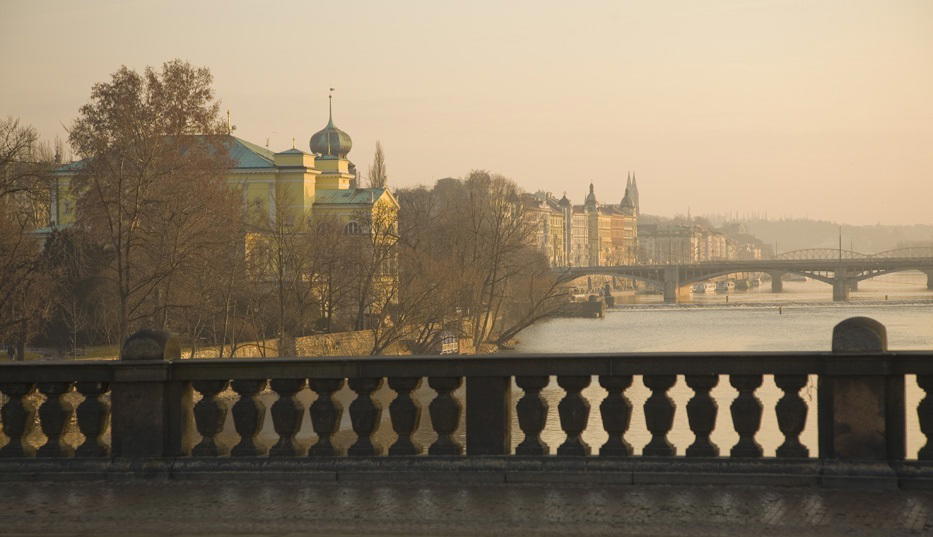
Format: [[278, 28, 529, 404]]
[[348, 377, 384, 456], [643, 375, 677, 456], [599, 375, 633, 456], [75, 382, 111, 457], [428, 377, 463, 455], [775, 374, 809, 458], [557, 375, 591, 456], [730, 374, 764, 458], [0, 383, 36, 457], [515, 376, 550, 455], [192, 380, 230, 457], [36, 382, 75, 458], [231, 379, 267, 457], [388, 377, 422, 456], [685, 375, 719, 457], [918, 375, 933, 460], [269, 379, 305, 457], [308, 378, 345, 456]]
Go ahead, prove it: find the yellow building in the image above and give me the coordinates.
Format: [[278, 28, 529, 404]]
[[51, 101, 399, 240]]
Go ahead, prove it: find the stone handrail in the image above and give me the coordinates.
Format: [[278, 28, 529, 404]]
[[1, 318, 933, 487]]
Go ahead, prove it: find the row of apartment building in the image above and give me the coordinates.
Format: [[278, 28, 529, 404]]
[[524, 175, 763, 267]]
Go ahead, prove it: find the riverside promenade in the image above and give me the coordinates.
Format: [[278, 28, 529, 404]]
[[1, 479, 932, 536]]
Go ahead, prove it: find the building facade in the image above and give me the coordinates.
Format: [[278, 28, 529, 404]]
[[525, 174, 640, 267], [50, 100, 399, 241]]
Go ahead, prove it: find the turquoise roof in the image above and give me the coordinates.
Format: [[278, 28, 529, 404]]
[[226, 136, 275, 168], [315, 188, 386, 205], [53, 135, 278, 174]]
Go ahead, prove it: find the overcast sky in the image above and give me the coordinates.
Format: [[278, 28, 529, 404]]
[[2, 0, 931, 225]]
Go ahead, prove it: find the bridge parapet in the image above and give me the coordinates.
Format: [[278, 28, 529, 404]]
[[1, 321, 933, 487]]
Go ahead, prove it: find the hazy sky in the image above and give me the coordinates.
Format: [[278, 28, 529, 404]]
[[2, 0, 931, 225]]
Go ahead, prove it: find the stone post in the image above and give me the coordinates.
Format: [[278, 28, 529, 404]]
[[819, 317, 904, 485], [111, 329, 189, 458], [466, 376, 512, 455]]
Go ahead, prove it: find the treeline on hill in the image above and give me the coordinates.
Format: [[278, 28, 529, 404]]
[[0, 60, 565, 359]]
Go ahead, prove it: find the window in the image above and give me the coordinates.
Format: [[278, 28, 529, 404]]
[[344, 221, 362, 235]]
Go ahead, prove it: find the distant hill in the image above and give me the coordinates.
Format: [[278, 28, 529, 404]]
[[712, 218, 933, 254]]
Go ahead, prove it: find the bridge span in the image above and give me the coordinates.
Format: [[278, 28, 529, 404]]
[[555, 253, 933, 303]]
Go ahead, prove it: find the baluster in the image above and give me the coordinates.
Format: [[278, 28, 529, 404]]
[[308, 378, 345, 456], [775, 374, 809, 458], [192, 380, 230, 457], [918, 375, 933, 460], [36, 382, 75, 458], [428, 377, 463, 455], [348, 378, 384, 456], [231, 379, 267, 457], [730, 374, 763, 458], [0, 383, 36, 457], [643, 375, 677, 456], [599, 375, 633, 456], [388, 377, 422, 456], [685, 375, 719, 457], [557, 375, 591, 456], [75, 382, 110, 457], [515, 376, 550, 456], [269, 379, 305, 457]]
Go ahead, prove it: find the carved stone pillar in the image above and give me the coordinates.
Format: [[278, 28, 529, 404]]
[[75, 382, 111, 457], [775, 374, 809, 458], [557, 375, 591, 456], [269, 379, 305, 457], [599, 375, 633, 456], [388, 377, 422, 456], [348, 377, 384, 456], [230, 379, 267, 457], [428, 377, 463, 455], [685, 374, 719, 457], [36, 382, 75, 458], [191, 380, 230, 457], [0, 383, 35, 457], [730, 374, 764, 458], [515, 376, 550, 456], [308, 378, 345, 456], [642, 375, 677, 456]]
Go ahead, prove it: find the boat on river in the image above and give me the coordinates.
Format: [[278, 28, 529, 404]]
[[716, 280, 736, 292]]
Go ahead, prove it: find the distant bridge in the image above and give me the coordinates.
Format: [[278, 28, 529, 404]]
[[556, 248, 933, 303]]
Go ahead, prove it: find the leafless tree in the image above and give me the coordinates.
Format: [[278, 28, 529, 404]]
[[67, 60, 237, 344], [0, 117, 55, 359]]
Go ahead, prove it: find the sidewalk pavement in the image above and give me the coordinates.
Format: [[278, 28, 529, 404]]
[[0, 479, 931, 536]]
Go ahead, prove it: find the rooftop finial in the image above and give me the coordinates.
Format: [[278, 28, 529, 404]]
[[328, 87, 335, 125]]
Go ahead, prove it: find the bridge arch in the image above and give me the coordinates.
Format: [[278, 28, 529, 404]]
[[775, 249, 868, 260]]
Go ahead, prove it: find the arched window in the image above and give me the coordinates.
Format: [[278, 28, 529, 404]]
[[344, 221, 362, 235]]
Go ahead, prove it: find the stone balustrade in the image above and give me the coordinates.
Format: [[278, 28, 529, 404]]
[[2, 317, 933, 488]]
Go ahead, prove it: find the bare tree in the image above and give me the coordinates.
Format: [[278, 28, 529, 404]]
[[67, 59, 237, 344], [367, 141, 387, 189], [0, 117, 54, 359]]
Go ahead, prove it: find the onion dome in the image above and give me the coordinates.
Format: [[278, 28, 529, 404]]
[[309, 95, 352, 158], [559, 192, 571, 208]]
